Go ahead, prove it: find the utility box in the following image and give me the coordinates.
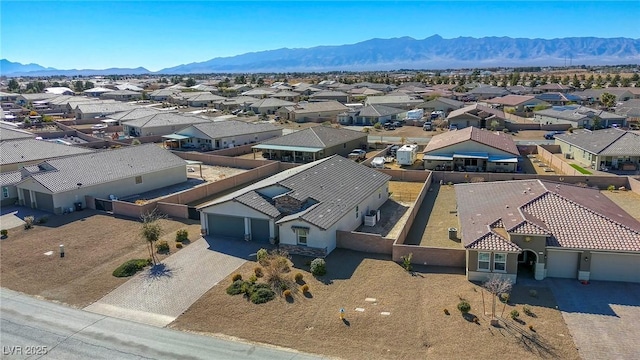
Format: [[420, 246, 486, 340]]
[[448, 227, 457, 240]]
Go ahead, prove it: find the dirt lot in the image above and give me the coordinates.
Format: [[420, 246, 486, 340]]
[[0, 210, 200, 308], [187, 164, 247, 181], [388, 181, 424, 205], [171, 250, 579, 360], [406, 183, 462, 248], [602, 190, 640, 221]]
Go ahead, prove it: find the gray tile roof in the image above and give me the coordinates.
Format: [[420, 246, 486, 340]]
[[0, 170, 22, 186], [555, 129, 640, 156], [122, 113, 210, 129], [20, 144, 186, 194], [1, 139, 94, 166], [365, 95, 422, 105], [200, 155, 390, 230], [180, 120, 281, 139], [455, 180, 640, 252], [0, 125, 34, 141], [250, 98, 295, 108], [447, 103, 506, 121], [357, 104, 405, 118], [107, 107, 165, 121], [285, 100, 349, 114], [75, 102, 137, 115], [258, 126, 366, 149], [536, 105, 624, 121]]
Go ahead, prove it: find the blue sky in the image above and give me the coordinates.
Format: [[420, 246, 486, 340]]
[[1, 1, 639, 71]]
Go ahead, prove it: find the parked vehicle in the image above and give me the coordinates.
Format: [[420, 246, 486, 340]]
[[392, 121, 403, 128], [383, 122, 396, 130], [396, 144, 419, 166], [348, 149, 367, 161], [544, 131, 564, 140], [371, 157, 385, 168], [388, 145, 400, 157], [423, 122, 433, 131]]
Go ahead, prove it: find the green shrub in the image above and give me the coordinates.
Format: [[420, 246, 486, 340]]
[[401, 253, 413, 272], [176, 242, 183, 249], [510, 309, 520, 319], [500, 293, 510, 303], [0, 229, 7, 238], [607, 185, 616, 191], [254, 266, 263, 277], [523, 306, 534, 316], [457, 301, 471, 314], [280, 283, 289, 291], [283, 289, 292, 298], [232, 273, 242, 282], [301, 284, 309, 293], [310, 258, 326, 276], [294, 272, 304, 283], [226, 280, 245, 295], [249, 275, 257, 283], [156, 241, 170, 253], [113, 259, 150, 277], [250, 287, 276, 304], [256, 248, 268, 262], [38, 216, 48, 224], [373, 122, 382, 129], [175, 229, 189, 242]]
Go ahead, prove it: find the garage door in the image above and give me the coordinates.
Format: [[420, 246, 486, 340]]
[[546, 251, 579, 279], [208, 214, 244, 239], [34, 192, 54, 213], [590, 253, 640, 283], [251, 219, 270, 243]]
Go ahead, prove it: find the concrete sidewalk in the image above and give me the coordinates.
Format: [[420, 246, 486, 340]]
[[85, 238, 251, 327]]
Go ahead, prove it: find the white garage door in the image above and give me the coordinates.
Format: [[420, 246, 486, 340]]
[[590, 253, 640, 283], [546, 251, 579, 279]]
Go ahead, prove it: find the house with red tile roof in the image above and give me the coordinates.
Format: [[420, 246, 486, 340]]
[[455, 179, 640, 283], [423, 127, 520, 172]]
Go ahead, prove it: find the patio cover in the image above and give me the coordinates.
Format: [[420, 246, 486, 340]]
[[162, 134, 191, 140], [488, 156, 519, 163], [453, 152, 489, 159], [252, 144, 323, 153], [424, 154, 454, 161]]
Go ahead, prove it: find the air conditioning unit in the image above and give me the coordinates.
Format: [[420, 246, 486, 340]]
[[564, 153, 573, 159]]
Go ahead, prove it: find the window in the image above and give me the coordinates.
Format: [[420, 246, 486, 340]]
[[296, 228, 308, 245], [493, 253, 507, 272], [355, 205, 359, 219], [2, 187, 8, 198], [478, 252, 490, 271], [135, 176, 143, 184]]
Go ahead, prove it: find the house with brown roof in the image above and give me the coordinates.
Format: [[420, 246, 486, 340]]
[[455, 179, 640, 283], [555, 128, 640, 171], [446, 103, 507, 130], [277, 101, 349, 123], [423, 127, 520, 172], [485, 95, 547, 113]]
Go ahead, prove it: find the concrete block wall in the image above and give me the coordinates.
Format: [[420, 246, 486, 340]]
[[157, 202, 189, 219], [336, 230, 394, 254], [392, 245, 466, 268], [395, 172, 432, 245]]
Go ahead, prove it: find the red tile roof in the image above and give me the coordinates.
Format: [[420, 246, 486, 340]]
[[455, 180, 640, 252]]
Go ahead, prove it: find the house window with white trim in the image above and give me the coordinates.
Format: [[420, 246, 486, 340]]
[[2, 187, 8, 198], [478, 252, 490, 271], [296, 228, 308, 246], [493, 253, 507, 272]]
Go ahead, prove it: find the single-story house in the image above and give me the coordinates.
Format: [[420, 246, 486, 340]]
[[573, 88, 635, 105], [534, 92, 581, 106], [364, 95, 423, 109], [349, 88, 384, 98], [269, 91, 300, 102], [198, 155, 391, 256], [83, 87, 114, 97], [107, 107, 166, 122], [250, 98, 296, 115], [16, 93, 59, 105], [555, 128, 640, 171], [418, 97, 465, 113], [100, 90, 143, 101], [533, 105, 626, 128], [14, 144, 187, 214], [252, 125, 367, 163], [1, 138, 94, 173], [616, 99, 640, 123], [423, 126, 520, 172], [122, 113, 210, 137], [446, 104, 507, 130], [74, 102, 137, 120], [215, 96, 260, 111], [0, 91, 20, 102], [178, 92, 226, 107], [455, 179, 640, 284], [468, 86, 509, 100], [506, 85, 533, 95], [44, 87, 75, 95], [1, 170, 21, 206], [0, 123, 34, 142], [534, 84, 574, 93], [337, 104, 406, 126], [167, 120, 282, 150], [277, 101, 350, 123], [149, 89, 180, 102], [485, 95, 547, 113], [241, 88, 276, 98], [309, 91, 350, 103]]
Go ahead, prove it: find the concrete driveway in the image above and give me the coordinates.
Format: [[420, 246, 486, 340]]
[[85, 237, 268, 327], [547, 279, 640, 360], [0, 205, 52, 230]]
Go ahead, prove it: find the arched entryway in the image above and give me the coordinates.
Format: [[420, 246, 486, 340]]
[[517, 250, 538, 279]]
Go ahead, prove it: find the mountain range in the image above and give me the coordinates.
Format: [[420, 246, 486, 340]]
[[3, 35, 640, 76]]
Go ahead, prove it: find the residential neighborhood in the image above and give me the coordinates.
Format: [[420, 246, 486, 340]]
[[1, 65, 640, 360]]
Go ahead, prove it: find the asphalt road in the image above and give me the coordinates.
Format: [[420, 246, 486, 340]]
[[0, 288, 326, 360]]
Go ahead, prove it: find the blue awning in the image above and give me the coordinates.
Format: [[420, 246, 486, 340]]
[[424, 155, 454, 161], [162, 134, 191, 140], [453, 153, 488, 159], [488, 156, 519, 163]]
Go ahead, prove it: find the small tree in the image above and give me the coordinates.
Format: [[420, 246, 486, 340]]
[[185, 78, 196, 87], [140, 209, 166, 265], [600, 92, 616, 110], [482, 274, 513, 321]]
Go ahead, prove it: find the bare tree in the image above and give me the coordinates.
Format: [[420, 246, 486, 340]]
[[140, 209, 166, 265], [482, 274, 513, 323]]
